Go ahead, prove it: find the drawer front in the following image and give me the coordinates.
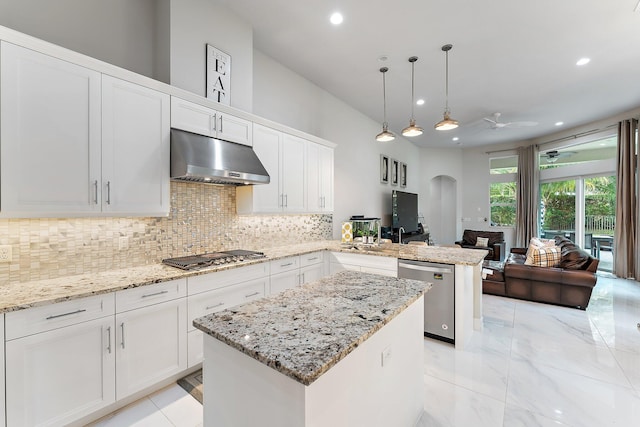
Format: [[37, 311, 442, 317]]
[[116, 278, 187, 313], [300, 251, 324, 267], [270, 256, 300, 274], [188, 262, 269, 295], [5, 293, 116, 340], [188, 277, 268, 331]]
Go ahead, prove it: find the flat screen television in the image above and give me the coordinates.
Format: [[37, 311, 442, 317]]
[[392, 190, 419, 233]]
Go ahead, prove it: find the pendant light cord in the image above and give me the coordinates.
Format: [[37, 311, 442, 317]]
[[445, 50, 449, 113], [410, 60, 416, 120], [383, 69, 388, 125]]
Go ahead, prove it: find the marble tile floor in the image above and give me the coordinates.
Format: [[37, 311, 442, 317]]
[[92, 272, 640, 427]]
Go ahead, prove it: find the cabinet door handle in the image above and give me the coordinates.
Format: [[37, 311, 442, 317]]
[[120, 323, 125, 349], [46, 309, 86, 320], [205, 302, 225, 311], [106, 326, 112, 354], [302, 272, 305, 283], [211, 114, 217, 132], [284, 194, 288, 207], [93, 180, 98, 204], [106, 181, 111, 205], [245, 291, 260, 298], [279, 194, 284, 207], [219, 115, 223, 133], [141, 290, 169, 298]]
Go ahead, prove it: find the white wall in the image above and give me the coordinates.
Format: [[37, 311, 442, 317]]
[[419, 147, 463, 244], [253, 50, 422, 238], [168, 0, 253, 111], [0, 0, 157, 79]]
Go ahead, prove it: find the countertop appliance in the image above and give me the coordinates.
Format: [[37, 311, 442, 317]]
[[170, 128, 270, 185], [397, 259, 455, 344], [162, 249, 266, 270]]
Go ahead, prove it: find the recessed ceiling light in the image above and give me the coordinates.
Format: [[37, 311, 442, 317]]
[[330, 12, 343, 25], [416, 99, 425, 106], [576, 58, 590, 66], [555, 121, 564, 126], [452, 137, 459, 141]]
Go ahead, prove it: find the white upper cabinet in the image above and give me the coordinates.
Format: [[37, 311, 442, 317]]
[[0, 41, 102, 217], [0, 42, 170, 217], [237, 124, 307, 213], [102, 76, 170, 216], [307, 142, 334, 212], [170, 97, 252, 146]]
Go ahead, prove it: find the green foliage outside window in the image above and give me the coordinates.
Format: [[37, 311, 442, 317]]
[[490, 182, 516, 226]]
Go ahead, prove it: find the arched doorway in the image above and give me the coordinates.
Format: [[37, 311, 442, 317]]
[[429, 175, 457, 245]]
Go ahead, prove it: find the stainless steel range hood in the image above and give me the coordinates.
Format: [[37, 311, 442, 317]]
[[170, 128, 270, 185]]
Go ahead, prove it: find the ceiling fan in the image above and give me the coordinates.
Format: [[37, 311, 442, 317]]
[[540, 150, 577, 163], [483, 112, 538, 129]]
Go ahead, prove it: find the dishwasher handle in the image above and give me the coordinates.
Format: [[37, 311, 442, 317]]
[[398, 262, 452, 274]]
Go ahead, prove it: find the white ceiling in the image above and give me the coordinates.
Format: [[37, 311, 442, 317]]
[[217, 0, 640, 148]]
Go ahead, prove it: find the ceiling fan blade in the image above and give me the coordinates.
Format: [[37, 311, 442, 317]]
[[505, 121, 538, 128], [483, 117, 497, 124]]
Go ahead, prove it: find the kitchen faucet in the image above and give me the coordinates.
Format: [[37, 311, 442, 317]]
[[399, 227, 405, 245]]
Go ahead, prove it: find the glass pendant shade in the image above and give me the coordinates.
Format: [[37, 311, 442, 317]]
[[376, 67, 395, 142], [402, 56, 422, 137], [434, 44, 459, 131]]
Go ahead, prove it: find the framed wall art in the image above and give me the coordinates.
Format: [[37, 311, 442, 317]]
[[380, 154, 389, 184], [206, 44, 231, 105], [400, 162, 407, 188], [391, 159, 399, 186]]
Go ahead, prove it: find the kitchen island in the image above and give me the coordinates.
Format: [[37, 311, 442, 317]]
[[193, 270, 430, 427]]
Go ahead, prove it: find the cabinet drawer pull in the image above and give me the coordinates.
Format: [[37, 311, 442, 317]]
[[205, 302, 225, 310], [245, 291, 260, 298], [121, 323, 125, 349], [307, 257, 319, 261], [46, 309, 86, 320], [141, 290, 169, 298], [106, 326, 112, 354], [280, 262, 294, 267], [106, 181, 111, 205]]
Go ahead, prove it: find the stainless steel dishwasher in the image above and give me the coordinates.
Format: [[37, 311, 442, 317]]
[[398, 259, 455, 344]]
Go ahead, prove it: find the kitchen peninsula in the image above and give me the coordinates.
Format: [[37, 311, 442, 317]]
[[193, 270, 429, 427]]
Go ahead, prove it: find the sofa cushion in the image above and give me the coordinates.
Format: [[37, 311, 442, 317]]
[[559, 247, 592, 270], [525, 246, 562, 267], [476, 237, 489, 247]]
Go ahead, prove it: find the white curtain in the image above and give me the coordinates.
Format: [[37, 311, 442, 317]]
[[515, 145, 540, 247], [613, 118, 639, 279]]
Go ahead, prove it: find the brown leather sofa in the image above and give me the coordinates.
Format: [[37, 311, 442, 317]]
[[455, 229, 505, 261], [486, 236, 599, 310]]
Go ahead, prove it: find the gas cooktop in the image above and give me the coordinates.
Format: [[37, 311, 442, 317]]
[[162, 250, 266, 270]]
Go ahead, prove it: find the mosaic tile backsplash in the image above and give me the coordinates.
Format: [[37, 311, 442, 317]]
[[0, 182, 333, 284]]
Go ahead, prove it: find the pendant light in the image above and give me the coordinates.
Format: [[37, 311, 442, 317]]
[[435, 44, 459, 131], [376, 67, 395, 142], [401, 56, 423, 137]]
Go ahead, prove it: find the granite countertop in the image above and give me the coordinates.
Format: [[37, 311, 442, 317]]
[[193, 270, 430, 386], [0, 240, 484, 314]]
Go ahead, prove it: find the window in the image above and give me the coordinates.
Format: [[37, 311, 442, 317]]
[[490, 156, 517, 174], [490, 182, 516, 226]]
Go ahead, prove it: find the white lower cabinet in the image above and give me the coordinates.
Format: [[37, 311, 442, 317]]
[[329, 252, 398, 277], [115, 279, 187, 399], [5, 295, 116, 427], [269, 251, 327, 294], [1, 314, 5, 427], [187, 265, 269, 367]]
